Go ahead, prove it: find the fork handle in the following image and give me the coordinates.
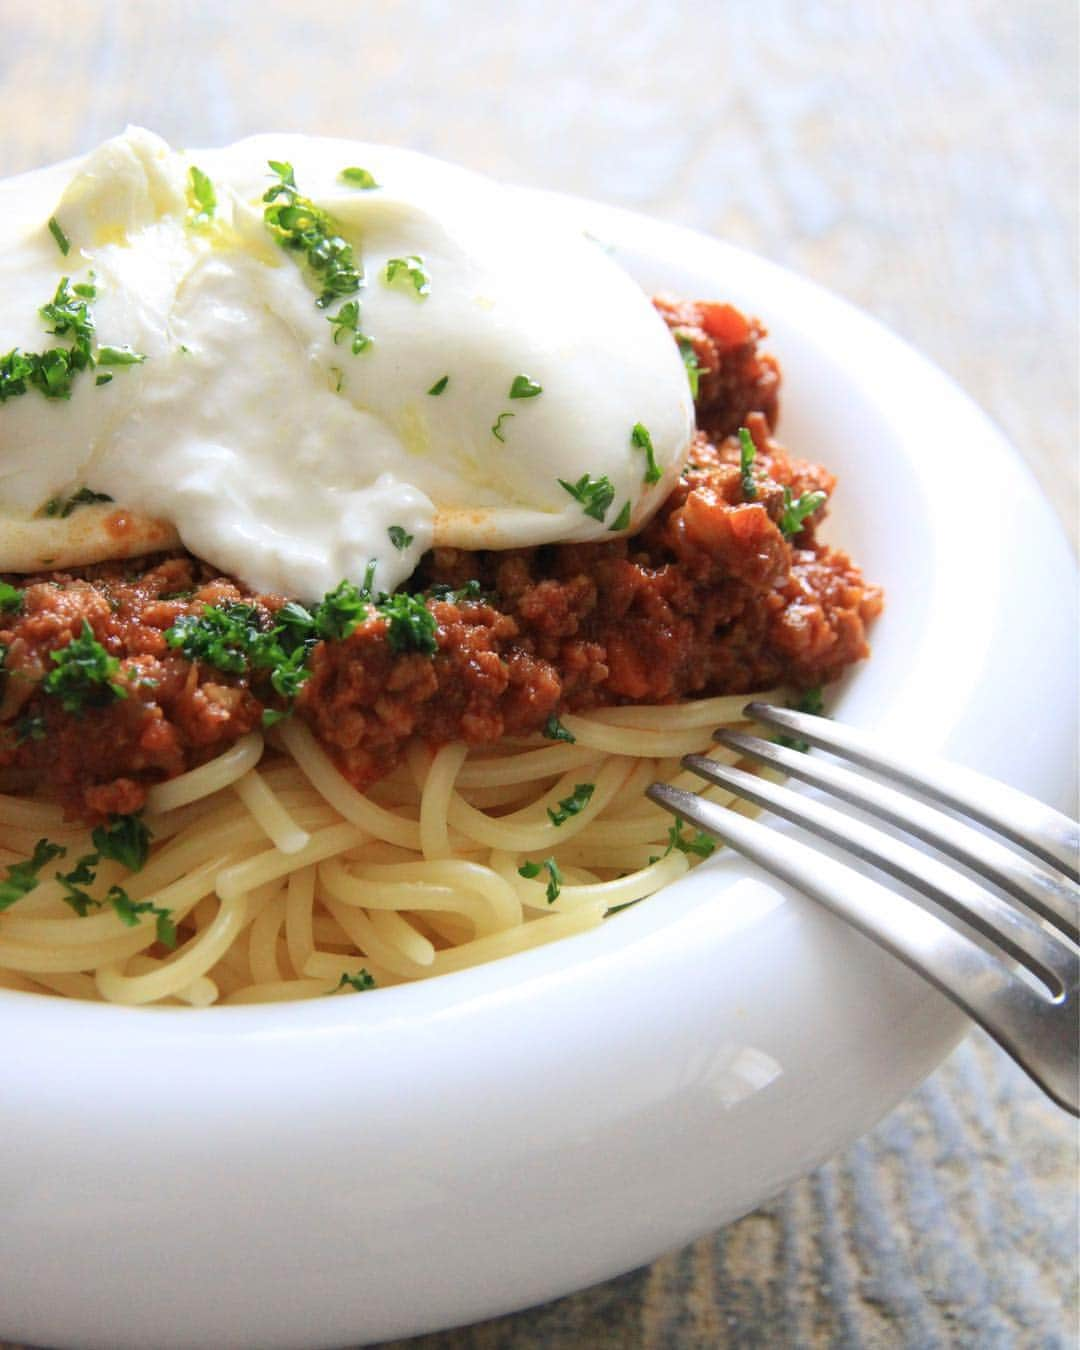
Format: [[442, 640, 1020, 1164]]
[[648, 783, 1080, 1116]]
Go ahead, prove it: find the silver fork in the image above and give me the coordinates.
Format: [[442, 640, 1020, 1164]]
[[646, 701, 1080, 1115]]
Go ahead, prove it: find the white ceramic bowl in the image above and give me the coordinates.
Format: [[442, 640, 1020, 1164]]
[[2, 194, 1076, 1350]]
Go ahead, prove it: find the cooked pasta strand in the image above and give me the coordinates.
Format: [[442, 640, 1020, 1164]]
[[0, 691, 777, 1004]]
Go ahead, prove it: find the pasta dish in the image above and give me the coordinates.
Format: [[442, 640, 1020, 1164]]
[[0, 131, 880, 1004]]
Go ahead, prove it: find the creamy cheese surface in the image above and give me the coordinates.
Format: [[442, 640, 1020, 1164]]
[[0, 128, 693, 598]]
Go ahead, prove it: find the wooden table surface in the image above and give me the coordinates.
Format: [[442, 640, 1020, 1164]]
[[1, 2, 1076, 1346]]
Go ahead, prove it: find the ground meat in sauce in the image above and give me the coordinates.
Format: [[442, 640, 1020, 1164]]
[[0, 301, 882, 818]]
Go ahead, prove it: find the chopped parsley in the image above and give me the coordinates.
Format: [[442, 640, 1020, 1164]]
[[164, 571, 439, 722], [542, 713, 575, 744], [96, 345, 146, 366], [774, 685, 826, 753], [40, 274, 94, 341], [0, 276, 143, 405], [264, 160, 368, 355], [336, 968, 377, 992], [0, 351, 36, 403], [427, 579, 484, 604], [49, 813, 157, 924], [47, 216, 71, 256], [677, 338, 701, 399], [187, 165, 216, 225], [313, 575, 372, 641], [110, 890, 177, 948], [42, 621, 127, 713], [326, 299, 372, 354], [664, 816, 716, 859], [92, 812, 152, 872], [547, 782, 594, 827], [166, 603, 261, 675], [267, 646, 310, 700], [797, 685, 825, 716], [378, 592, 438, 655], [388, 525, 414, 551], [0, 277, 95, 402], [779, 488, 827, 540], [0, 581, 23, 614], [0, 839, 65, 912], [518, 856, 563, 903], [95, 373, 113, 387], [738, 427, 757, 501], [44, 487, 114, 518], [557, 472, 615, 522], [383, 255, 430, 298], [427, 375, 449, 396], [340, 167, 379, 190], [491, 412, 515, 442], [264, 160, 362, 306], [609, 500, 632, 532], [56, 853, 99, 915], [509, 374, 542, 399], [630, 423, 662, 485]]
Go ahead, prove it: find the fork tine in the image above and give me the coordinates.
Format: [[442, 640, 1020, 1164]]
[[680, 756, 1077, 997], [716, 729, 1080, 944], [746, 703, 1080, 882], [646, 783, 1079, 1115]]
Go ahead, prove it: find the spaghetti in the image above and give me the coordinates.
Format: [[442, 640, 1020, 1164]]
[[0, 691, 779, 1006]]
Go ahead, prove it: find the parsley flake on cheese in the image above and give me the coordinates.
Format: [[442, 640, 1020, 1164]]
[[47, 216, 71, 256], [383, 255, 430, 298], [509, 374, 542, 399], [187, 165, 216, 226], [340, 167, 380, 190], [557, 472, 615, 522], [491, 411, 515, 442], [630, 422, 662, 485]]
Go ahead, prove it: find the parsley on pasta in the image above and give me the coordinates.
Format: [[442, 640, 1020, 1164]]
[[336, 969, 377, 992], [0, 839, 65, 912], [547, 783, 594, 827], [518, 856, 563, 903], [664, 816, 716, 859], [542, 714, 575, 744]]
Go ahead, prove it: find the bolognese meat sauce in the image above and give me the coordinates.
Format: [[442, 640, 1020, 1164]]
[[0, 301, 881, 817]]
